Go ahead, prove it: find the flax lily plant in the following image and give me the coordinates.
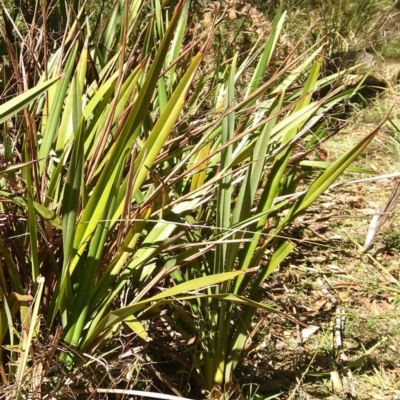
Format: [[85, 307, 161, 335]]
[[0, 0, 378, 397]]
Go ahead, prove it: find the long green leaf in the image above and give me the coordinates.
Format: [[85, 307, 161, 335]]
[[277, 125, 381, 229], [0, 77, 61, 124]]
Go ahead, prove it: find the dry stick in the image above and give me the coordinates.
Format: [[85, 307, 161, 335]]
[[363, 205, 381, 252], [363, 178, 400, 252], [0, 1, 43, 73]]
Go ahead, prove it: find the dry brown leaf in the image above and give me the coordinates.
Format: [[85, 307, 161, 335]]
[[311, 299, 328, 312]]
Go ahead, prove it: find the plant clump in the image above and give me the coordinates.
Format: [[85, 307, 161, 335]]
[[0, 0, 390, 398]]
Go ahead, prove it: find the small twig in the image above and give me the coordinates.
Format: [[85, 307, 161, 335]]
[[363, 205, 381, 252]]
